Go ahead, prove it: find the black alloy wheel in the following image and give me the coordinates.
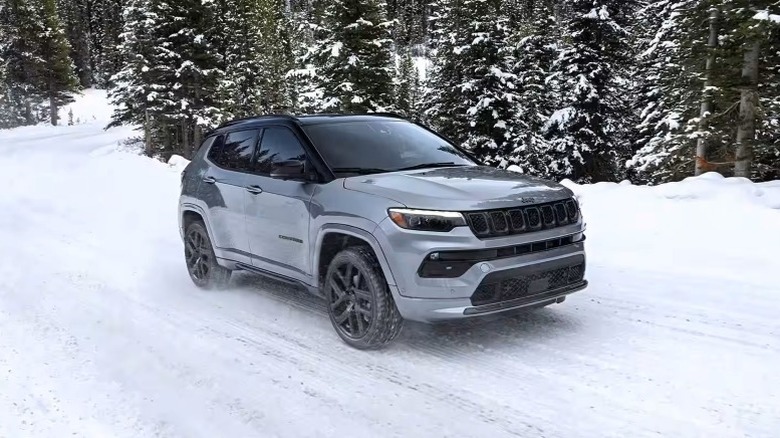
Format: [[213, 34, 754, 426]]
[[184, 221, 231, 289], [325, 247, 403, 349]]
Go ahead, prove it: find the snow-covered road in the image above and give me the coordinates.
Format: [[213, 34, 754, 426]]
[[1, 103, 779, 437]]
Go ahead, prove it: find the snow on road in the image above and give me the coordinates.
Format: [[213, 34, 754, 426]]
[[1, 94, 779, 437]]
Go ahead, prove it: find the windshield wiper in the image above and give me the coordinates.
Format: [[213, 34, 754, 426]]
[[331, 167, 391, 175], [394, 162, 469, 172]]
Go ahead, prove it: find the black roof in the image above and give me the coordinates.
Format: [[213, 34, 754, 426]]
[[212, 113, 409, 132]]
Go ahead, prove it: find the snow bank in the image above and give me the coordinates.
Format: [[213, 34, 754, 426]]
[[561, 172, 780, 286], [168, 154, 191, 170], [562, 172, 780, 211]]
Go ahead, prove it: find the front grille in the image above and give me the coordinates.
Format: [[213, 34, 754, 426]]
[[466, 198, 579, 239], [471, 262, 586, 307]]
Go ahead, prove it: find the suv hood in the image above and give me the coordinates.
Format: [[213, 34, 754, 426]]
[[343, 166, 574, 211]]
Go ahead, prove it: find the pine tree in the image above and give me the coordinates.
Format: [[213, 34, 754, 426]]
[[395, 49, 422, 119], [37, 0, 80, 125], [0, 0, 46, 126], [108, 0, 156, 128], [56, 0, 91, 87], [220, 0, 294, 118], [111, 0, 225, 158], [507, 0, 558, 175], [628, 0, 780, 183], [424, 0, 470, 145], [426, 0, 521, 168], [306, 0, 396, 113], [544, 0, 636, 183], [91, 0, 125, 87]]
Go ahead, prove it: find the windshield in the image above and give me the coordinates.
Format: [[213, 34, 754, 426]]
[[303, 120, 477, 176]]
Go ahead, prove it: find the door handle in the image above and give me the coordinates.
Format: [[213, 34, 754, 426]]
[[203, 176, 217, 184], [246, 185, 263, 195]]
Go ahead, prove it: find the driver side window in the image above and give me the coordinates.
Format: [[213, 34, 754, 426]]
[[255, 127, 306, 175]]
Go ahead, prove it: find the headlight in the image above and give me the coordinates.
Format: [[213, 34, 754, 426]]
[[388, 208, 467, 232]]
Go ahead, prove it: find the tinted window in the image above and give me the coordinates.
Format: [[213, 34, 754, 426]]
[[207, 135, 224, 163], [255, 127, 306, 175], [303, 121, 475, 175], [215, 130, 257, 171]]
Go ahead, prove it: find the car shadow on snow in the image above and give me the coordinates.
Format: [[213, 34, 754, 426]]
[[229, 272, 583, 352]]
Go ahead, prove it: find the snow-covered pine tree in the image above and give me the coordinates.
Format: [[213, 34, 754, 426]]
[[36, 0, 80, 125], [111, 0, 224, 158], [544, 0, 636, 183], [718, 0, 780, 179], [423, 0, 470, 145], [56, 0, 91, 87], [506, 0, 558, 175], [754, 4, 780, 180], [395, 48, 422, 119], [0, 56, 18, 129], [90, 0, 125, 87], [425, 0, 521, 167], [0, 0, 47, 127], [108, 0, 158, 137], [219, 0, 294, 118], [285, 3, 325, 113], [306, 0, 396, 113], [629, 0, 780, 183]]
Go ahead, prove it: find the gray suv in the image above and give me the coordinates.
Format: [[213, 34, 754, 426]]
[[179, 114, 587, 349]]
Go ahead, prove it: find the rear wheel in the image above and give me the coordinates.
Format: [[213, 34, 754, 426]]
[[184, 221, 231, 289], [324, 247, 403, 350]]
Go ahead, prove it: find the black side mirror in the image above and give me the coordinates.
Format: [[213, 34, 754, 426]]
[[270, 160, 306, 180]]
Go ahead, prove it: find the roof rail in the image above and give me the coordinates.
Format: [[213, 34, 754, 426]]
[[215, 114, 298, 129], [366, 112, 408, 120]]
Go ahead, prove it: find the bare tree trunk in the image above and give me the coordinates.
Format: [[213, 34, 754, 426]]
[[49, 95, 58, 126], [734, 40, 760, 178], [192, 123, 202, 159], [144, 110, 153, 156], [695, 8, 719, 176], [180, 117, 189, 157]]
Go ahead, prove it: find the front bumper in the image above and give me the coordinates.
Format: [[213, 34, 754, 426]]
[[374, 217, 588, 323], [392, 280, 587, 322]]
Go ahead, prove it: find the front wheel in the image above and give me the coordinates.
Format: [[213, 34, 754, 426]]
[[324, 247, 404, 350], [184, 221, 231, 289]]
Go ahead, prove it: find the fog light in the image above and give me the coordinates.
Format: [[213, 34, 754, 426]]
[[480, 263, 491, 273], [572, 232, 585, 243]]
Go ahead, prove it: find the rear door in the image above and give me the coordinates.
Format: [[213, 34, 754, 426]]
[[201, 129, 259, 265], [245, 126, 314, 281]]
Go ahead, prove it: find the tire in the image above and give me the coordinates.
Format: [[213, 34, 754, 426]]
[[324, 247, 404, 350], [184, 221, 231, 289]]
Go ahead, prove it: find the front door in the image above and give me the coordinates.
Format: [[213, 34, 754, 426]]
[[245, 126, 314, 282]]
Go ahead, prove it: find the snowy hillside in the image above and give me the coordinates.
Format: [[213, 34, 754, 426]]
[[1, 92, 779, 437]]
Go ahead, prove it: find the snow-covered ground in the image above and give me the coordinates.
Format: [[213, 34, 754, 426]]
[[1, 91, 779, 437]]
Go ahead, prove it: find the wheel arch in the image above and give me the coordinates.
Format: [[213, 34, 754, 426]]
[[313, 225, 398, 288], [180, 204, 212, 238]]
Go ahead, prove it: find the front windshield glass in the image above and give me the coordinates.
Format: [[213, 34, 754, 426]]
[[303, 120, 477, 176]]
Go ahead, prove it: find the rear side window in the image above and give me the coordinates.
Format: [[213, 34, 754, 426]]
[[207, 135, 224, 163], [213, 130, 258, 171], [255, 127, 306, 175]]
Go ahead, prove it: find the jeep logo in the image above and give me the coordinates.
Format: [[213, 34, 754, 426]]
[[520, 197, 536, 204]]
